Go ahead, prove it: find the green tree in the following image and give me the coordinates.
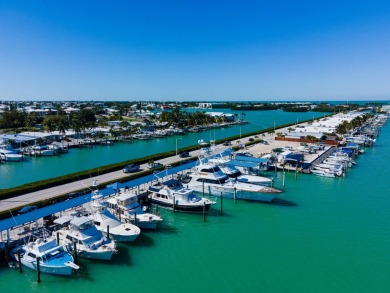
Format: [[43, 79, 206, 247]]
[[25, 112, 38, 128], [0, 109, 26, 131]]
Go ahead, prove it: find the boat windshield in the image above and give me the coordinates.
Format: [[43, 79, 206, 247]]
[[200, 166, 221, 173], [197, 177, 228, 185], [226, 170, 242, 178]]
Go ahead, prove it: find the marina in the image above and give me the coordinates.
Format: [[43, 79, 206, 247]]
[[1, 110, 390, 292], [2, 1, 390, 291]]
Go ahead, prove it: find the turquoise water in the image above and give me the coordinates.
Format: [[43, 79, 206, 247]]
[[1, 109, 323, 189], [1, 113, 390, 292]]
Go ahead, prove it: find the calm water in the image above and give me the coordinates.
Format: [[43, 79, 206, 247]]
[[1, 109, 324, 189], [1, 110, 389, 293]]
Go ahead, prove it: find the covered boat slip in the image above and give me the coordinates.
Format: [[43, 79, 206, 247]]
[[0, 160, 197, 232]]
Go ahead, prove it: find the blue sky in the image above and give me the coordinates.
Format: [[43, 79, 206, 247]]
[[1, 0, 390, 101]]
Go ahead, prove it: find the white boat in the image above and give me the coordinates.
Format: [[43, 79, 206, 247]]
[[311, 168, 336, 178], [88, 191, 141, 242], [54, 216, 117, 260], [203, 143, 274, 182], [184, 162, 282, 202], [106, 191, 163, 229], [0, 150, 23, 161], [132, 133, 150, 140], [11, 231, 79, 276], [314, 163, 344, 176], [148, 178, 216, 213], [208, 158, 274, 186], [51, 142, 69, 153], [31, 145, 55, 156], [152, 130, 168, 138]]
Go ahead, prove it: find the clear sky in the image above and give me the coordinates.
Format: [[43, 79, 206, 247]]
[[1, 0, 390, 101]]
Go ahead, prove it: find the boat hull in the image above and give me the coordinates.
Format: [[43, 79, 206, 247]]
[[77, 249, 114, 260], [11, 251, 74, 276], [190, 185, 276, 202], [2, 154, 23, 162], [150, 199, 213, 213], [100, 225, 141, 242]]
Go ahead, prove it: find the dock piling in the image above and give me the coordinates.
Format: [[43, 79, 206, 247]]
[[36, 257, 41, 283], [17, 249, 22, 273], [73, 242, 78, 264], [203, 202, 206, 222], [220, 192, 223, 215], [4, 241, 9, 264]]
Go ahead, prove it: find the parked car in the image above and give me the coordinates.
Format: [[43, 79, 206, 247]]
[[248, 137, 255, 142], [148, 162, 163, 169], [123, 164, 140, 173], [179, 151, 190, 158], [18, 205, 38, 215], [223, 141, 231, 146]]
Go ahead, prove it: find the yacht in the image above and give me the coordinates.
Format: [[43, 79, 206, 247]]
[[32, 145, 55, 156], [313, 163, 344, 176], [88, 191, 141, 242], [311, 168, 337, 178], [0, 150, 23, 162], [208, 158, 274, 186], [106, 191, 163, 229], [132, 133, 150, 140], [54, 215, 117, 260], [184, 162, 282, 202], [11, 230, 79, 276], [148, 178, 216, 212]]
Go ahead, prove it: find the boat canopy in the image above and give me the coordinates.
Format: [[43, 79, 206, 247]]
[[285, 153, 304, 162], [234, 155, 269, 164], [54, 216, 73, 225], [70, 216, 93, 226], [224, 160, 259, 168], [162, 179, 182, 189]]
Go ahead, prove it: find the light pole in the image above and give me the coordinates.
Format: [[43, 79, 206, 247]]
[[176, 138, 182, 155]]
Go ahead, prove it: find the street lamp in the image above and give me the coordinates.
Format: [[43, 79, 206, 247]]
[[176, 138, 182, 155]]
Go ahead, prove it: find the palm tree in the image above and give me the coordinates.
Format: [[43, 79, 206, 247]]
[[267, 130, 275, 137], [56, 116, 69, 136], [25, 112, 38, 129], [42, 115, 56, 133], [70, 117, 84, 140]]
